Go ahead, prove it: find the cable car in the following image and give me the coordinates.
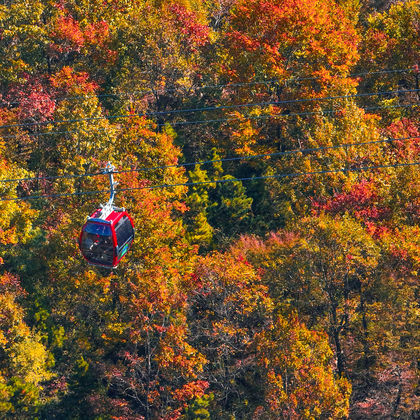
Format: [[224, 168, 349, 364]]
[[79, 163, 134, 268]]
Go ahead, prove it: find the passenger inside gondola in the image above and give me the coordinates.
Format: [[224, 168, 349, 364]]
[[80, 223, 114, 266]]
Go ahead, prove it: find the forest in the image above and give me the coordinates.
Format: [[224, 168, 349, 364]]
[[0, 0, 419, 418]]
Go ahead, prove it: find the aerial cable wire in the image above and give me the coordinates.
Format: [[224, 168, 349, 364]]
[[115, 136, 420, 173], [0, 95, 418, 131], [0, 129, 80, 140], [1, 161, 419, 202], [166, 103, 419, 127], [2, 99, 418, 143], [2, 67, 416, 105], [58, 66, 420, 99], [0, 136, 418, 185], [127, 88, 420, 116]]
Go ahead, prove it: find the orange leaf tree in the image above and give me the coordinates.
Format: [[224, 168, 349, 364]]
[[187, 250, 351, 418]]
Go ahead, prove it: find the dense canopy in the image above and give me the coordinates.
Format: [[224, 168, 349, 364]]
[[0, 0, 418, 418]]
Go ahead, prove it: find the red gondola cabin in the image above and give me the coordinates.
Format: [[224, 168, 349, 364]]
[[79, 207, 134, 268]]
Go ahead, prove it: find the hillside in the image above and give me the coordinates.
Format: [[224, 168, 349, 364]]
[[0, 0, 419, 418]]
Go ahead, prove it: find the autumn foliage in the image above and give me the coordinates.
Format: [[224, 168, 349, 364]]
[[0, 0, 419, 418]]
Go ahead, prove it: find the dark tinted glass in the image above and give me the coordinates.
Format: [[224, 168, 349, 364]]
[[81, 229, 114, 266], [115, 216, 134, 249], [84, 223, 112, 236]]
